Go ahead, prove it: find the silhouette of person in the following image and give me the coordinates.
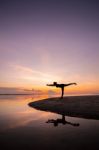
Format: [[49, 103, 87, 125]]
[[46, 115, 80, 127], [47, 82, 77, 98]]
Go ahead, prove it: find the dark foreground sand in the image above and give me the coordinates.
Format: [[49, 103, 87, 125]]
[[29, 95, 99, 120]]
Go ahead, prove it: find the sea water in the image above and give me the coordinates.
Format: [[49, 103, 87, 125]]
[[0, 95, 99, 150]]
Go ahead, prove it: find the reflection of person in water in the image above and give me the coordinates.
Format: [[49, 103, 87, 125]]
[[46, 115, 80, 127], [47, 82, 77, 98]]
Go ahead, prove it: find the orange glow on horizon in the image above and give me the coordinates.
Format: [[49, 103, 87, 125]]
[[0, 81, 99, 95]]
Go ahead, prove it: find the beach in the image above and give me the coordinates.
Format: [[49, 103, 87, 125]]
[[0, 95, 99, 150], [29, 95, 99, 120]]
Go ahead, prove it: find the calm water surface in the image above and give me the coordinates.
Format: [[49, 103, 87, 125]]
[[0, 95, 99, 150]]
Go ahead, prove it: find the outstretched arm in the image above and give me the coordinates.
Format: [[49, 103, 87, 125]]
[[46, 84, 55, 86], [64, 83, 77, 86]]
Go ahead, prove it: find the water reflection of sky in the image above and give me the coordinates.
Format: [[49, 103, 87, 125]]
[[0, 95, 99, 150], [0, 95, 50, 131]]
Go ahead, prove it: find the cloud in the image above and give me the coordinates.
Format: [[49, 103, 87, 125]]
[[15, 65, 52, 77], [0, 87, 24, 94], [0, 87, 44, 94], [10, 64, 61, 84]]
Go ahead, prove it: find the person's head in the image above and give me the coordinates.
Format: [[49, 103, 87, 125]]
[[53, 82, 57, 85]]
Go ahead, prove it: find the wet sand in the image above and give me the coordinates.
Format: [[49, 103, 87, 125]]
[[29, 95, 99, 120]]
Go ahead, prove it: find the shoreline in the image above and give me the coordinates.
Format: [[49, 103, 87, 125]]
[[29, 95, 99, 120], [0, 94, 99, 96]]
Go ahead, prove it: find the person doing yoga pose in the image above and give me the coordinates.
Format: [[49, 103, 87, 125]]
[[47, 82, 77, 98]]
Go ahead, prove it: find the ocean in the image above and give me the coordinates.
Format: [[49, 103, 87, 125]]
[[0, 95, 99, 150]]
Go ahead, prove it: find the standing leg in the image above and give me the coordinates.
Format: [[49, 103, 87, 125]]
[[61, 87, 64, 98]]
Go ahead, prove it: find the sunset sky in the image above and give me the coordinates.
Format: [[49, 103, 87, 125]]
[[0, 0, 99, 95]]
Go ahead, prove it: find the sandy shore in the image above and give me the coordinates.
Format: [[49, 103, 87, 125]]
[[29, 95, 99, 120]]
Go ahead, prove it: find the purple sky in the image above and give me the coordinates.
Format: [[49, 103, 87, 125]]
[[0, 0, 99, 94]]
